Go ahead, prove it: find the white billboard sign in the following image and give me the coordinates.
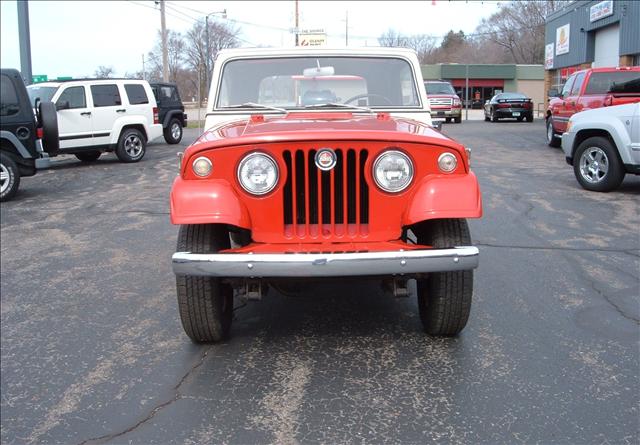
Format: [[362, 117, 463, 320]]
[[590, 0, 614, 22], [545, 43, 554, 69], [556, 24, 570, 55]]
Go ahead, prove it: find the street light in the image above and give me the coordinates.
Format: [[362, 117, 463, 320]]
[[205, 9, 227, 94]]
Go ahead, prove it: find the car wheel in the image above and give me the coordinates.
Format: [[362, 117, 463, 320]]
[[484, 111, 490, 122], [573, 136, 624, 192], [164, 118, 183, 144], [116, 128, 146, 163], [445, 117, 451, 123], [454, 116, 462, 123], [546, 117, 561, 147], [75, 151, 101, 162], [413, 219, 473, 336], [517, 116, 524, 122], [526, 114, 533, 123], [0, 153, 20, 202], [176, 224, 233, 342], [491, 110, 499, 122]]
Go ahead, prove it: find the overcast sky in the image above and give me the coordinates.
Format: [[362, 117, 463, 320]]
[[1, 0, 502, 78]]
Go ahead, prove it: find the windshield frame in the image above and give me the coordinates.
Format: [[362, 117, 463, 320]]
[[213, 54, 424, 112], [425, 82, 456, 95]]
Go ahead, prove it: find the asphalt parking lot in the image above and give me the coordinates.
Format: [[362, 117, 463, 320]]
[[1, 120, 639, 444]]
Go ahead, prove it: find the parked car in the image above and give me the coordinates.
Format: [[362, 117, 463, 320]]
[[150, 82, 187, 144], [0, 68, 58, 201], [546, 66, 640, 147], [170, 47, 482, 342], [424, 80, 462, 123], [484, 92, 533, 122], [27, 78, 163, 162], [561, 102, 639, 192]]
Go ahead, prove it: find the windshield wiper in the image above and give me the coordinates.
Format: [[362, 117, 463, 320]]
[[303, 102, 373, 113], [224, 102, 288, 113]]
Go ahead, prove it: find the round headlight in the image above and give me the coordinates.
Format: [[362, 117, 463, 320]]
[[192, 156, 212, 177], [237, 152, 279, 195], [438, 152, 458, 173], [373, 150, 413, 193]]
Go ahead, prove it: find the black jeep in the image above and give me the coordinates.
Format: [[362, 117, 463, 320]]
[[0, 69, 59, 201], [150, 82, 187, 144]]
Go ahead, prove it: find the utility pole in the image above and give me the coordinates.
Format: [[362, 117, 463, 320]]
[[345, 10, 348, 46], [17, 0, 32, 85], [294, 0, 299, 46], [465, 64, 469, 121], [206, 15, 210, 92], [160, 0, 169, 81]]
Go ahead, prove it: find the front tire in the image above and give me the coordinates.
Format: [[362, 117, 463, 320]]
[[454, 116, 462, 123], [116, 128, 146, 163], [573, 136, 624, 192], [176, 224, 233, 342], [0, 153, 20, 202], [491, 110, 499, 122], [546, 117, 561, 147], [164, 118, 183, 144], [75, 151, 101, 162], [413, 219, 473, 336]]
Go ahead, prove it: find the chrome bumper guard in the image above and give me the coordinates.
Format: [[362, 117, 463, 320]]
[[172, 246, 479, 278]]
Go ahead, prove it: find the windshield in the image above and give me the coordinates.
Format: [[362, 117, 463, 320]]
[[425, 82, 455, 95], [496, 92, 526, 100], [216, 56, 420, 109], [27, 85, 58, 105]]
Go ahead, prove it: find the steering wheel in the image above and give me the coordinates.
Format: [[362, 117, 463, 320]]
[[344, 93, 393, 106]]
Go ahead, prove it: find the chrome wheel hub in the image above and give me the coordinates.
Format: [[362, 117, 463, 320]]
[[171, 123, 181, 139], [0, 163, 9, 194], [124, 135, 143, 158], [579, 146, 608, 184]]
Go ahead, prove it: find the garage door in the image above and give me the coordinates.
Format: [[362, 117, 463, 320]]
[[593, 24, 620, 68]]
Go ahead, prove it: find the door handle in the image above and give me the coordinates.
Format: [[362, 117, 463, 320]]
[[116, 109, 126, 113], [80, 112, 91, 116]]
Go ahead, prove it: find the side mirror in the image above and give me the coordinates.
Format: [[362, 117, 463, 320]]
[[56, 100, 70, 110]]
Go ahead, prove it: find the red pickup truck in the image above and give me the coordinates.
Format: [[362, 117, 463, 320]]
[[546, 66, 640, 147]]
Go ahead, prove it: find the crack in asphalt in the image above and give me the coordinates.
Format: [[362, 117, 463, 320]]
[[77, 346, 213, 445], [476, 242, 640, 257]]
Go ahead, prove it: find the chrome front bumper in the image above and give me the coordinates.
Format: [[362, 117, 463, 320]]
[[172, 246, 479, 278]]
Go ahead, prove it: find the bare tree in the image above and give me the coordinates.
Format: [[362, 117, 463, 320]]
[[184, 20, 241, 105], [94, 65, 114, 78], [378, 29, 407, 47], [475, 0, 571, 64], [405, 34, 438, 64], [147, 30, 186, 82]]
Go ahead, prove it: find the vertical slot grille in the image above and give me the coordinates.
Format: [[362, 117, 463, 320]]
[[283, 148, 369, 238]]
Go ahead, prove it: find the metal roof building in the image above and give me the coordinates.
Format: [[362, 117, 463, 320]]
[[544, 0, 640, 97]]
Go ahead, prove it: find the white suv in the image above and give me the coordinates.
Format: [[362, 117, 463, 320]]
[[27, 79, 163, 163]]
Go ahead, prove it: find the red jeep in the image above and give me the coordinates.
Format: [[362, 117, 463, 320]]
[[170, 48, 482, 342], [546, 66, 640, 147]]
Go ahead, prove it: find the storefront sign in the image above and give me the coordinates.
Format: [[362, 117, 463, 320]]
[[590, 0, 614, 22], [545, 43, 554, 69], [297, 28, 326, 46], [556, 24, 570, 55]]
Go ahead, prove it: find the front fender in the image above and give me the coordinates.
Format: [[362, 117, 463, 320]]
[[170, 177, 251, 228], [402, 173, 482, 225]]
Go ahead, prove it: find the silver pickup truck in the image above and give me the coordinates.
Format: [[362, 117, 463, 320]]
[[562, 102, 640, 192]]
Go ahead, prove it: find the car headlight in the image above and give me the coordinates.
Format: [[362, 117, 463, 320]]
[[438, 152, 458, 173], [373, 150, 413, 193], [192, 156, 212, 177], [237, 152, 279, 195], [453, 98, 461, 106]]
